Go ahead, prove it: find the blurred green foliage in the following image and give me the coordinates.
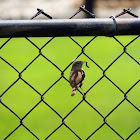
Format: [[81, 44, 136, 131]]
[[0, 36, 140, 140]]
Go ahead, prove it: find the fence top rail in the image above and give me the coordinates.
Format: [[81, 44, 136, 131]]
[[0, 18, 140, 37]]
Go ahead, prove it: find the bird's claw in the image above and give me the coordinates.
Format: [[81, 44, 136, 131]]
[[83, 93, 86, 100]]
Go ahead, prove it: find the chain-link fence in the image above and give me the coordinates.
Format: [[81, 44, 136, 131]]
[[0, 6, 140, 140]]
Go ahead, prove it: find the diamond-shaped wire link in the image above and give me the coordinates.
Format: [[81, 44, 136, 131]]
[[0, 6, 139, 140]]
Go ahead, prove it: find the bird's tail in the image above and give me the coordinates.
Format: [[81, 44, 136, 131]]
[[71, 88, 76, 96]]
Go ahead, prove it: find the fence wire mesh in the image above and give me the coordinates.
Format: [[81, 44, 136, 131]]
[[0, 6, 140, 140]]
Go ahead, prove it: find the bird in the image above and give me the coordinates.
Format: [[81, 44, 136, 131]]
[[69, 61, 89, 96]]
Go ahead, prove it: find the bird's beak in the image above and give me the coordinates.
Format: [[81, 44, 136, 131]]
[[83, 61, 89, 68]]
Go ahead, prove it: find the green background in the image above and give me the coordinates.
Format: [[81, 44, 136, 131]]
[[0, 36, 140, 140]]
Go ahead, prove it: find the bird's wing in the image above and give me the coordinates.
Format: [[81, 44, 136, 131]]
[[82, 70, 85, 80], [69, 70, 85, 88]]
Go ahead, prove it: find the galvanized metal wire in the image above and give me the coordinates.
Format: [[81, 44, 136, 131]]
[[0, 6, 139, 140]]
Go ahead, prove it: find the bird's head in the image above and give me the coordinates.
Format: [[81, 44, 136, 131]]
[[72, 61, 89, 70]]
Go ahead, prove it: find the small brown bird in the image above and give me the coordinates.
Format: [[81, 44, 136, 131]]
[[69, 61, 89, 96]]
